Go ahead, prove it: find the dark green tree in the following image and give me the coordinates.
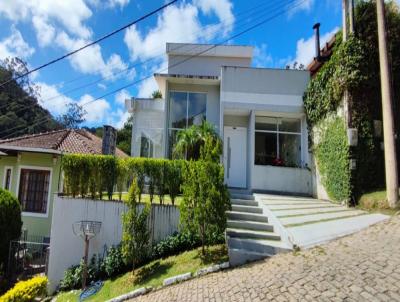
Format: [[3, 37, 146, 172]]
[[0, 57, 60, 138]]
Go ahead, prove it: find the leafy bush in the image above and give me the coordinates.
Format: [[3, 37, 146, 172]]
[[101, 246, 126, 277], [0, 189, 22, 273], [0, 276, 47, 302], [122, 180, 151, 270], [180, 161, 230, 254], [59, 246, 126, 291], [152, 231, 201, 259]]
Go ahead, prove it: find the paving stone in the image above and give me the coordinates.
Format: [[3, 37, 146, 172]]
[[130, 216, 400, 302]]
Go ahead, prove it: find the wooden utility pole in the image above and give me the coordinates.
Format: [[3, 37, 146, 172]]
[[376, 0, 399, 208]]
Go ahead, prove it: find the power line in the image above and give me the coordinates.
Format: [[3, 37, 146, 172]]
[[0, 0, 178, 88], [0, 0, 305, 139], [0, 0, 292, 113]]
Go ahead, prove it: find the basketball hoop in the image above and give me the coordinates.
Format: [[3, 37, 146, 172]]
[[72, 221, 101, 289]]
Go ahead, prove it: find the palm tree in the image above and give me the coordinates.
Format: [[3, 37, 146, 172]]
[[173, 121, 222, 161]]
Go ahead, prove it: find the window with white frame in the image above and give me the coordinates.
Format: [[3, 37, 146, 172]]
[[18, 169, 50, 214], [168, 91, 207, 156], [3, 167, 12, 190], [255, 116, 302, 167]]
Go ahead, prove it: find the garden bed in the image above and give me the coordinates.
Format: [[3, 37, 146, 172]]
[[54, 244, 228, 302]]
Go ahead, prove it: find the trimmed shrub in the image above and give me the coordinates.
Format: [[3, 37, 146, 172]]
[[0, 276, 47, 302], [0, 189, 22, 273], [151, 231, 201, 259]]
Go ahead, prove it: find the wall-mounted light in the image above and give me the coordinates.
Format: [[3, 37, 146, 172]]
[[17, 152, 21, 162], [53, 155, 58, 165]]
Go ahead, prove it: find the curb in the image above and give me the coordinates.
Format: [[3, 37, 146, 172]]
[[106, 287, 152, 302], [106, 261, 230, 302]]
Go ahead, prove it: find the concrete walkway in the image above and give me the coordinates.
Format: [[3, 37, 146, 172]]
[[132, 216, 400, 302], [256, 194, 389, 249]]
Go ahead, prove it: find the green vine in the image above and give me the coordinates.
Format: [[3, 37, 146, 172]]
[[315, 117, 351, 201]]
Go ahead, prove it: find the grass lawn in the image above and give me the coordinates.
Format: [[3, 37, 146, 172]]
[[358, 190, 400, 215], [110, 192, 183, 206], [54, 244, 228, 302]]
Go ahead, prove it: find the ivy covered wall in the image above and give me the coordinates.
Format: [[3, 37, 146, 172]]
[[304, 1, 400, 203]]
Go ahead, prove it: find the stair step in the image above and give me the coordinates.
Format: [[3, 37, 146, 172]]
[[281, 210, 366, 226], [231, 199, 258, 206], [227, 220, 273, 232], [274, 206, 350, 217], [226, 228, 280, 240], [230, 193, 255, 200], [231, 205, 263, 214], [268, 204, 340, 210], [226, 211, 268, 223], [228, 248, 271, 266], [227, 237, 291, 255]]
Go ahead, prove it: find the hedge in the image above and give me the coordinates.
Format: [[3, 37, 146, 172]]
[[62, 155, 185, 204], [0, 276, 47, 302]]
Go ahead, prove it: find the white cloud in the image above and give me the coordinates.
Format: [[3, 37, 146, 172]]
[[194, 0, 234, 35], [113, 109, 131, 129], [290, 27, 339, 66], [32, 16, 56, 47], [253, 44, 273, 68], [0, 26, 35, 60], [107, 0, 130, 9], [78, 94, 111, 123], [36, 82, 73, 116], [288, 0, 314, 17], [115, 89, 131, 106], [55, 31, 128, 79], [0, 0, 92, 39], [124, 1, 234, 62]]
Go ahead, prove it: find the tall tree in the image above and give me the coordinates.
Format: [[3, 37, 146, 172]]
[[0, 57, 59, 139], [57, 103, 86, 129]]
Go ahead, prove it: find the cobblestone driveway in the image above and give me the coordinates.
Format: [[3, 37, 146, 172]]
[[132, 216, 400, 302]]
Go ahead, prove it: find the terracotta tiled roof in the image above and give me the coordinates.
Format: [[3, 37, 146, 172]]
[[307, 34, 337, 77], [0, 129, 128, 158]]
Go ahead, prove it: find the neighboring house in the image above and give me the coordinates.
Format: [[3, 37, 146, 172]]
[[126, 43, 311, 195], [0, 128, 127, 239]]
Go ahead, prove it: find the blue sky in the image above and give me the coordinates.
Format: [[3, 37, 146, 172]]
[[0, 0, 344, 128]]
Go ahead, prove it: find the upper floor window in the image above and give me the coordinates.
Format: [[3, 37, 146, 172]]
[[168, 91, 207, 156], [255, 117, 302, 167], [18, 168, 50, 214], [169, 91, 207, 129]]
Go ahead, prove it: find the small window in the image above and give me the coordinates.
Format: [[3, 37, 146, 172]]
[[4, 168, 12, 190], [140, 136, 154, 158], [18, 169, 50, 214]]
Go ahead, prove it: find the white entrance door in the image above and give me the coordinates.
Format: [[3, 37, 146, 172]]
[[223, 126, 247, 188]]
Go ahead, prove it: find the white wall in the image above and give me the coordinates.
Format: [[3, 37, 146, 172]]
[[168, 55, 251, 77], [252, 165, 312, 195], [47, 196, 179, 293]]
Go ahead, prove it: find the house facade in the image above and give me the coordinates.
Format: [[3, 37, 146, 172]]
[[0, 128, 127, 239], [126, 43, 311, 195]]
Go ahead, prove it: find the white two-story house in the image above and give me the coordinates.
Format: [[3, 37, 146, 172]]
[[126, 43, 311, 195]]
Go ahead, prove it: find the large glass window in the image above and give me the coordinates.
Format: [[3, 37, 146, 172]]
[[140, 136, 154, 158], [168, 91, 207, 156], [18, 169, 50, 214], [255, 117, 302, 167]]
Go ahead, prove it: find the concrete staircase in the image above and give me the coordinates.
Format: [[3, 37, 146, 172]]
[[226, 191, 291, 266]]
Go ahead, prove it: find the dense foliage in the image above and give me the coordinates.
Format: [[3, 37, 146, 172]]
[[304, 1, 400, 201], [0, 58, 60, 139], [180, 161, 230, 254], [62, 155, 185, 204], [315, 117, 351, 201], [0, 276, 47, 302], [122, 180, 151, 270], [0, 189, 22, 274], [173, 121, 222, 161]]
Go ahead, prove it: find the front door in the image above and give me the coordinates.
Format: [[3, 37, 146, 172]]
[[223, 126, 247, 188]]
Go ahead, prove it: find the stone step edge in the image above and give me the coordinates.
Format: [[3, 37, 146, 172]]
[[276, 209, 355, 218], [226, 228, 280, 239], [284, 213, 368, 228]]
